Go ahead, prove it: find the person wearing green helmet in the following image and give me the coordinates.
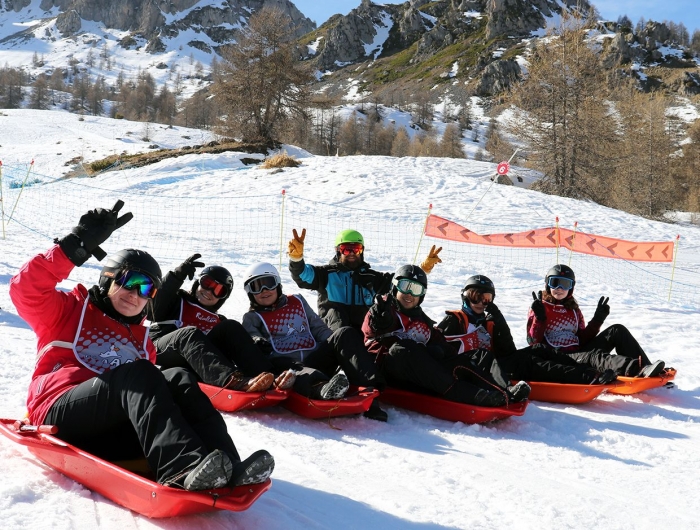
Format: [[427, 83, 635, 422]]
[[288, 227, 442, 332]]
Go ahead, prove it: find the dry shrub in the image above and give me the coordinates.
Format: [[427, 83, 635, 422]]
[[260, 152, 301, 169]]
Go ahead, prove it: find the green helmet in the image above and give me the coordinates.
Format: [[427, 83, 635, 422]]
[[334, 229, 364, 247]]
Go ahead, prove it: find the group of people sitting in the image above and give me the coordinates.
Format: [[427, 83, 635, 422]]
[[9, 201, 667, 494]]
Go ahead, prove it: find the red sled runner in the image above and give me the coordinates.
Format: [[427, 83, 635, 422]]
[[378, 387, 528, 424], [199, 383, 289, 412], [607, 368, 677, 395], [282, 387, 379, 419], [0, 418, 270, 518], [525, 381, 616, 404]]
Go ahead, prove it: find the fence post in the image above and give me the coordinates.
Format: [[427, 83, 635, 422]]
[[279, 189, 286, 271], [413, 203, 433, 265]]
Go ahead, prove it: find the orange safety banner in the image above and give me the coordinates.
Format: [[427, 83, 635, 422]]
[[425, 214, 674, 262]]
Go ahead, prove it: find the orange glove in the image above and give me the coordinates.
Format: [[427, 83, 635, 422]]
[[420, 245, 442, 273], [288, 228, 306, 261]]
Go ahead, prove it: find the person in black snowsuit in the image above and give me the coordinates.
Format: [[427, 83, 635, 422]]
[[150, 254, 275, 391], [362, 265, 530, 407], [288, 228, 442, 331], [10, 201, 274, 491], [436, 275, 617, 385]]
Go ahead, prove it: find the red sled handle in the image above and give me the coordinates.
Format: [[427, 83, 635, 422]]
[[13, 420, 58, 435]]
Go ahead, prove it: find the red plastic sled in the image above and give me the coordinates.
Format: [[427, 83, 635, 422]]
[[0, 418, 271, 518], [525, 381, 616, 404], [607, 368, 677, 395], [282, 387, 379, 419], [378, 387, 528, 424], [199, 383, 289, 412]]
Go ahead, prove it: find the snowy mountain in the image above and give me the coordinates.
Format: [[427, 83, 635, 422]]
[[0, 109, 699, 529]]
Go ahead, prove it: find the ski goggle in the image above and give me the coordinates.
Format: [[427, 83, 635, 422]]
[[115, 270, 158, 299], [245, 275, 280, 295], [469, 292, 493, 304], [393, 278, 426, 297], [200, 275, 230, 298], [547, 276, 574, 291], [338, 243, 364, 255]]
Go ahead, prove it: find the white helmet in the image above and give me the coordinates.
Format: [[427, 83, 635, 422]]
[[243, 262, 282, 294]]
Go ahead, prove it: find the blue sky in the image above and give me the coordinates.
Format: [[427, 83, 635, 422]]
[[293, 0, 700, 34]]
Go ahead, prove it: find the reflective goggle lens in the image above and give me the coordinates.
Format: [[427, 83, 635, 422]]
[[338, 243, 364, 255], [547, 276, 574, 291], [393, 278, 426, 297], [200, 275, 229, 298], [472, 292, 493, 304], [245, 275, 280, 295], [115, 270, 158, 299]]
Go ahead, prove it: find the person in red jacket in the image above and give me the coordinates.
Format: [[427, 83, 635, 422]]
[[527, 264, 666, 378], [9, 201, 274, 491]]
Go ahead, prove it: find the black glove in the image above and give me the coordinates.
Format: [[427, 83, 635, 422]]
[[252, 336, 273, 355], [592, 296, 610, 324], [370, 294, 394, 331], [57, 200, 133, 266], [485, 301, 502, 319], [174, 253, 204, 281], [531, 291, 546, 321]]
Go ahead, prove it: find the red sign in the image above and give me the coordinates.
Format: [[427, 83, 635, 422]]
[[496, 161, 509, 175]]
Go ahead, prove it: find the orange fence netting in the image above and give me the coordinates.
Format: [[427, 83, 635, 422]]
[[425, 214, 674, 263]]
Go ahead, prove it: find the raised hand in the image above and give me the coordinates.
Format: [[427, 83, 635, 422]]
[[485, 301, 502, 319], [59, 200, 133, 265], [174, 253, 205, 281], [531, 291, 546, 321], [371, 294, 394, 330], [288, 228, 306, 261], [420, 245, 443, 274], [592, 296, 610, 323]]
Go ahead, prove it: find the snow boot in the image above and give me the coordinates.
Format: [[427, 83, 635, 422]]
[[591, 369, 617, 385], [274, 369, 296, 390], [363, 400, 388, 422], [637, 360, 665, 378], [506, 381, 531, 402], [183, 449, 233, 491], [472, 388, 507, 407], [226, 371, 274, 392], [318, 372, 349, 400], [230, 450, 275, 486]]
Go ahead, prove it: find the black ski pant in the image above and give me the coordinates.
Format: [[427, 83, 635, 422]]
[[264, 326, 385, 397], [154, 320, 271, 387], [498, 347, 598, 384], [44, 361, 239, 486], [566, 324, 651, 376], [304, 326, 385, 391], [379, 340, 507, 405]]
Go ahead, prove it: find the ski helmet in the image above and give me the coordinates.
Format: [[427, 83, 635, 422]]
[[197, 265, 233, 298], [461, 275, 495, 304], [334, 229, 364, 247], [99, 249, 162, 294], [545, 264, 576, 295], [243, 262, 282, 304], [392, 264, 428, 304]]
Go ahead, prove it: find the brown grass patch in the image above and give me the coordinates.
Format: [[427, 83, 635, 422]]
[[259, 152, 301, 169]]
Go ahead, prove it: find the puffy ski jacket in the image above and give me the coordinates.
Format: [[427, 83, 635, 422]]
[[437, 308, 517, 358], [289, 256, 393, 331], [9, 245, 156, 424], [362, 294, 452, 359], [526, 301, 601, 351], [150, 270, 226, 340]]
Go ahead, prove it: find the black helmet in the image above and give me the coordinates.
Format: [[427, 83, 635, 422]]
[[99, 249, 162, 294], [392, 264, 428, 304], [462, 275, 495, 300], [545, 264, 576, 295]]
